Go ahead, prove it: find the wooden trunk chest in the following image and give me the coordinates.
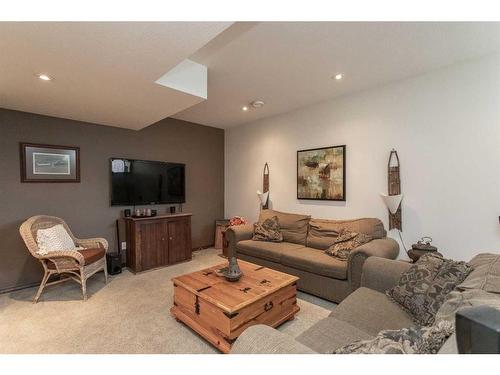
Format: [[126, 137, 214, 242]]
[[171, 260, 300, 353]]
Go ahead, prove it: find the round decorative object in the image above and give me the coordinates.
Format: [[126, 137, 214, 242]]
[[412, 236, 437, 251]]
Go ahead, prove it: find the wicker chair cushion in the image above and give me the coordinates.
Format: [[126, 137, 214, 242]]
[[46, 247, 105, 269], [78, 247, 106, 265], [36, 224, 78, 254]]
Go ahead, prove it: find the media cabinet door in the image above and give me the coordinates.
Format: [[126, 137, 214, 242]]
[[168, 217, 192, 264], [139, 221, 169, 270]]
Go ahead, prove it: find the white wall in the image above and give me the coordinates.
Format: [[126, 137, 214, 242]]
[[225, 54, 500, 261]]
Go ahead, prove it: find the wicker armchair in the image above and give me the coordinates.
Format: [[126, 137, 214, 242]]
[[19, 215, 108, 302]]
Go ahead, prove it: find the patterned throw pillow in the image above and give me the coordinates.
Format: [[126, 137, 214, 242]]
[[334, 320, 454, 354], [386, 253, 473, 326], [252, 216, 283, 242], [324, 230, 372, 260]]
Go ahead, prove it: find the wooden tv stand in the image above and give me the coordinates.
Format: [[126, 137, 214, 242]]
[[124, 213, 192, 273]]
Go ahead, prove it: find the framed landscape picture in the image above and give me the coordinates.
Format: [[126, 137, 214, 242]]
[[20, 143, 80, 182], [297, 145, 345, 201]]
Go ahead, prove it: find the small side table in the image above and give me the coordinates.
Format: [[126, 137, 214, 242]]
[[221, 228, 230, 258], [407, 249, 443, 263]]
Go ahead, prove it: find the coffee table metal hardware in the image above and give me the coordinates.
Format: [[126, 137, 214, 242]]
[[196, 286, 212, 292], [223, 311, 239, 319], [264, 301, 274, 311], [195, 296, 200, 315]]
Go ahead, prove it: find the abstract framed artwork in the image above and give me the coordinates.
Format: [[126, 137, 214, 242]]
[[20, 143, 80, 183], [297, 145, 346, 201]]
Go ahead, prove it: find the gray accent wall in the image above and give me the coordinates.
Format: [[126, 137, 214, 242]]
[[0, 108, 224, 293]]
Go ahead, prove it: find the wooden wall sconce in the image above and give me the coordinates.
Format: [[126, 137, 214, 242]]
[[381, 149, 403, 230], [257, 163, 270, 210]]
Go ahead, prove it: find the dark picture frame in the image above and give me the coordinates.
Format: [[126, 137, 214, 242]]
[[20, 143, 80, 183], [297, 145, 346, 201]]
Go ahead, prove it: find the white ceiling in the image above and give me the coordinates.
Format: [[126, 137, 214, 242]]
[[0, 22, 231, 129], [1, 22, 500, 130], [175, 22, 500, 128]]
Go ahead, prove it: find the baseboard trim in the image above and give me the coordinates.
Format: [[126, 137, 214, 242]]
[[0, 281, 39, 295]]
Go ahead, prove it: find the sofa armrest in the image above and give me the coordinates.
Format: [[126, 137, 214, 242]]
[[230, 325, 316, 354], [225, 224, 254, 258], [347, 237, 400, 291], [360, 257, 412, 293]]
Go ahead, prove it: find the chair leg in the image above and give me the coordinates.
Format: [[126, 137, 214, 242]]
[[103, 259, 108, 284], [34, 271, 50, 303], [80, 273, 87, 301]]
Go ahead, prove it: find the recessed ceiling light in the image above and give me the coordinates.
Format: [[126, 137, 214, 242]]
[[334, 73, 343, 80], [251, 100, 265, 108], [37, 73, 53, 81], [242, 106, 249, 111]]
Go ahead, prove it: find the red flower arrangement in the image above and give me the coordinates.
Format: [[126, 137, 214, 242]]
[[229, 216, 247, 226]]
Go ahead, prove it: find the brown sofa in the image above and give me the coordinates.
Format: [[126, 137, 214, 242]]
[[226, 209, 399, 303], [230, 253, 500, 354]]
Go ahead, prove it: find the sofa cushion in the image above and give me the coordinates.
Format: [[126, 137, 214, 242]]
[[47, 247, 105, 269], [236, 240, 304, 263], [435, 288, 500, 324], [231, 325, 315, 354], [259, 209, 310, 245], [78, 247, 106, 265], [435, 288, 500, 355], [386, 253, 473, 326], [281, 247, 347, 279], [306, 219, 342, 249], [296, 317, 373, 353], [458, 253, 500, 294], [330, 287, 415, 336], [306, 218, 386, 249]]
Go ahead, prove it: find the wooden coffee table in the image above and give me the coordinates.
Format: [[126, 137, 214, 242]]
[[170, 260, 300, 353]]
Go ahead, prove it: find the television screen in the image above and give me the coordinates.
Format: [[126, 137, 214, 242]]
[[110, 158, 185, 206]]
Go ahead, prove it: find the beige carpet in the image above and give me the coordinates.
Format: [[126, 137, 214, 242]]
[[0, 248, 334, 354]]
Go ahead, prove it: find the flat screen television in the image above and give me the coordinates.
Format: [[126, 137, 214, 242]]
[[110, 158, 185, 206]]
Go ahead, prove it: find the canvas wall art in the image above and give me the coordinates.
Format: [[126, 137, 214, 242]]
[[297, 145, 345, 201], [20, 143, 80, 182]]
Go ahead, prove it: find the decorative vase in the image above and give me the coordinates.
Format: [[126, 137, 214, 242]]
[[224, 256, 242, 282]]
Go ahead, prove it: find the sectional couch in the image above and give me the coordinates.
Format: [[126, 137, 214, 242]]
[[225, 209, 399, 303], [230, 253, 500, 354]]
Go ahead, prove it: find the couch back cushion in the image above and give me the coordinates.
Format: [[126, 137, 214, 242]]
[[458, 253, 500, 294], [307, 218, 386, 249], [259, 209, 310, 245]]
